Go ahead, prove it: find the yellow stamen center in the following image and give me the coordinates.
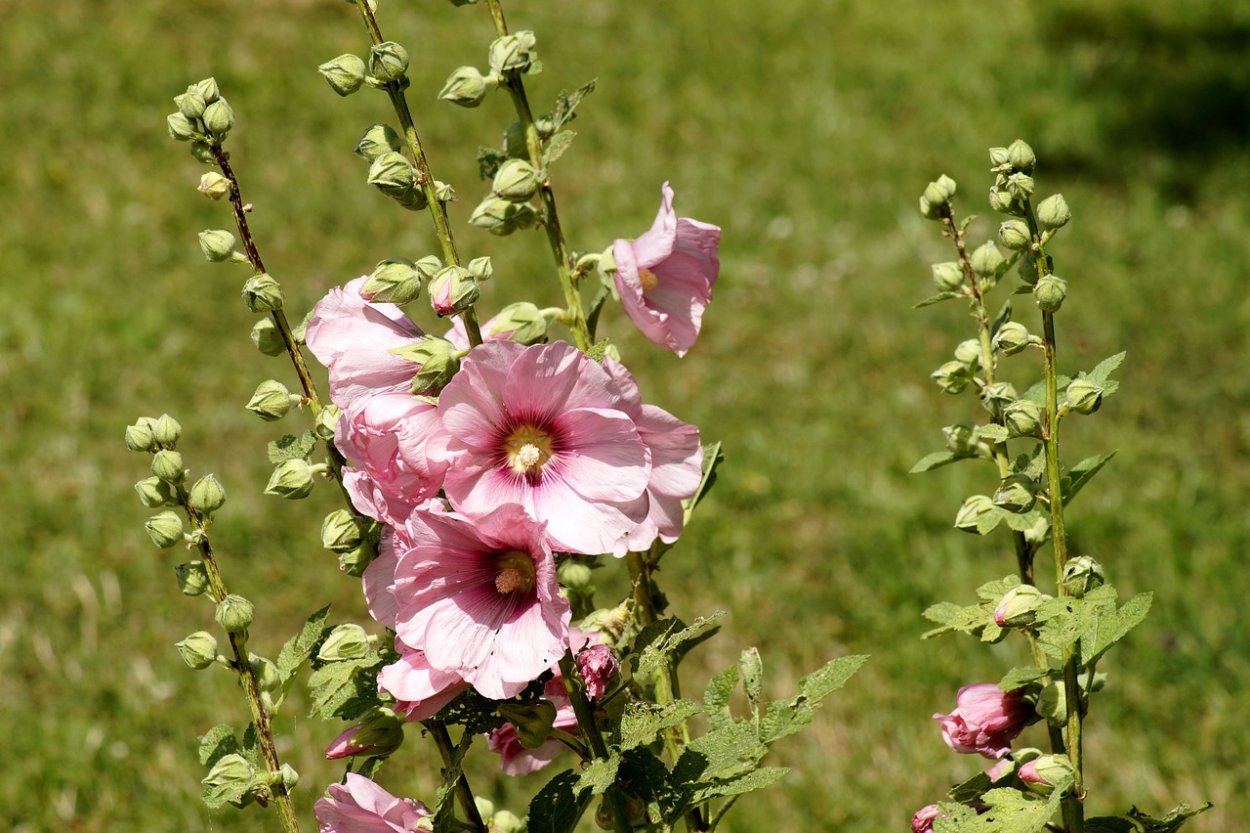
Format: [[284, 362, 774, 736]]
[[494, 550, 537, 595], [504, 424, 554, 475], [638, 267, 659, 292]]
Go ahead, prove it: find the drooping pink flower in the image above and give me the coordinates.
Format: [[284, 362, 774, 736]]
[[612, 182, 720, 356], [434, 340, 652, 555], [376, 639, 470, 721], [305, 277, 424, 409], [391, 504, 571, 699], [314, 773, 429, 833], [911, 804, 941, 833], [933, 683, 1032, 759], [575, 643, 619, 701]]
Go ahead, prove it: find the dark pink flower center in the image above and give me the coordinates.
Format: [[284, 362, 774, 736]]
[[493, 549, 537, 595]]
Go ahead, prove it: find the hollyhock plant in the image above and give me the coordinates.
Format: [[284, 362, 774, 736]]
[[314, 772, 430, 833], [612, 181, 720, 356], [434, 339, 657, 555], [390, 503, 570, 699], [933, 683, 1032, 759]]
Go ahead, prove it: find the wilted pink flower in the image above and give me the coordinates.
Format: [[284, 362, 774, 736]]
[[434, 340, 652, 555], [305, 277, 424, 409], [391, 504, 570, 699], [933, 683, 1032, 759], [612, 182, 720, 356], [911, 803, 941, 833], [376, 639, 470, 721], [576, 643, 619, 701], [314, 773, 429, 833]]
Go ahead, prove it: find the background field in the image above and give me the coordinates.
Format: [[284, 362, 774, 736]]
[[2, 0, 1248, 830]]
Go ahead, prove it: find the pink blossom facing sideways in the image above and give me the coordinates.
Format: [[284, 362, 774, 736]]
[[305, 277, 424, 409], [576, 643, 619, 701], [314, 773, 429, 833], [391, 504, 571, 699], [612, 182, 720, 356], [434, 340, 652, 554], [933, 683, 1032, 759], [911, 804, 941, 833], [376, 639, 470, 721]]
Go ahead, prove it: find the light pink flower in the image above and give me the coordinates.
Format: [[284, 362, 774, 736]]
[[434, 340, 652, 555], [575, 643, 619, 701], [612, 182, 720, 356], [376, 639, 470, 721], [933, 683, 1032, 759], [391, 504, 571, 699], [314, 773, 429, 833], [911, 804, 941, 833], [305, 277, 424, 409]]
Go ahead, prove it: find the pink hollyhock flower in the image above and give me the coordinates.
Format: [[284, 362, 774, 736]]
[[933, 683, 1032, 759], [376, 639, 470, 721], [575, 643, 619, 701], [391, 504, 571, 699], [305, 277, 424, 409], [911, 804, 941, 833], [434, 340, 652, 555], [314, 773, 429, 833], [612, 182, 720, 356]]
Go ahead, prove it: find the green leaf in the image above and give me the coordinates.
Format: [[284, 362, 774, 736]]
[[672, 722, 768, 785], [1021, 377, 1071, 406], [688, 766, 788, 804], [576, 752, 620, 796], [977, 423, 1011, 443], [703, 665, 739, 730], [1034, 597, 1085, 659], [1084, 591, 1153, 666], [914, 291, 960, 308], [267, 431, 317, 465], [477, 145, 508, 181], [619, 700, 702, 751], [739, 648, 763, 723], [977, 575, 1021, 601], [307, 654, 382, 719], [990, 299, 1013, 337], [922, 602, 992, 639], [1000, 508, 1046, 533], [758, 654, 867, 743], [276, 604, 331, 690], [543, 130, 576, 166], [685, 442, 724, 516], [910, 450, 961, 473], [526, 769, 587, 833], [633, 613, 724, 679], [947, 770, 993, 803], [552, 79, 597, 131], [999, 666, 1049, 690], [1124, 802, 1212, 832], [1061, 452, 1117, 506], [1086, 351, 1127, 386], [934, 788, 1062, 833], [922, 601, 963, 625], [197, 724, 239, 768]]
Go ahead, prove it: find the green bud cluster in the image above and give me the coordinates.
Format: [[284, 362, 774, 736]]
[[167, 79, 234, 153], [918, 174, 956, 221]]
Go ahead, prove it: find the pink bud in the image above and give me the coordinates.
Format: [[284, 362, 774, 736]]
[[911, 803, 941, 833], [324, 724, 369, 760], [576, 643, 619, 702]]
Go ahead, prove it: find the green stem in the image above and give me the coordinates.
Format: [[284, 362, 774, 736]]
[[559, 654, 636, 833], [354, 0, 483, 348], [422, 720, 488, 832], [482, 0, 592, 351]]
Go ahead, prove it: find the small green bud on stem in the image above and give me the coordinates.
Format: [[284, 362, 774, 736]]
[[199, 229, 238, 263], [317, 624, 371, 662], [354, 124, 402, 162], [439, 66, 494, 107], [992, 321, 1033, 355], [997, 220, 1032, 251], [488, 31, 538, 74], [215, 594, 254, 633], [151, 449, 186, 484], [322, 509, 365, 553], [144, 511, 184, 549], [368, 41, 410, 83], [1065, 378, 1104, 414], [954, 494, 997, 533], [931, 262, 964, 292], [930, 360, 973, 395], [1003, 399, 1043, 437], [1036, 193, 1071, 230], [176, 631, 219, 670], [1061, 555, 1106, 597], [319, 54, 367, 97], [135, 476, 178, 508], [189, 474, 227, 515], [492, 158, 543, 202], [265, 459, 318, 499], [246, 380, 297, 421], [197, 172, 230, 200], [242, 274, 284, 313], [1033, 274, 1067, 313], [175, 560, 210, 596], [969, 241, 1004, 277], [250, 318, 286, 356], [362, 258, 423, 305], [993, 474, 1039, 514]]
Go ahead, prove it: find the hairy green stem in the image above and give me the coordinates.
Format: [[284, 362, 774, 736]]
[[482, 0, 592, 350], [354, 0, 483, 348], [422, 720, 488, 832], [559, 654, 636, 833]]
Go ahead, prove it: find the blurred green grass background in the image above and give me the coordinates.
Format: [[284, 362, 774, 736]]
[[2, 0, 1248, 830]]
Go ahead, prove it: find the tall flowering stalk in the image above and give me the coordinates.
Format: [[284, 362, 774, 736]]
[[909, 143, 1209, 833], [132, 3, 864, 832]]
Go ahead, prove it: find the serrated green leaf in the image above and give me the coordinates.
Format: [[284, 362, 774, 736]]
[[277, 604, 331, 690], [947, 770, 993, 803], [673, 722, 768, 785], [267, 431, 317, 465], [619, 700, 701, 751], [526, 769, 588, 833], [240, 723, 261, 768], [977, 575, 1021, 601], [914, 291, 960, 308], [1000, 508, 1046, 533], [923, 601, 962, 625], [979, 620, 1005, 643], [634, 613, 724, 679], [911, 450, 961, 473], [1062, 452, 1117, 506], [1021, 377, 1071, 406], [688, 766, 788, 804], [198, 724, 239, 768], [704, 665, 739, 730], [999, 666, 1049, 690], [922, 602, 992, 639], [1124, 802, 1212, 832], [977, 424, 1011, 443], [577, 752, 620, 796], [1087, 351, 1127, 386], [543, 130, 576, 166], [1085, 591, 1153, 667], [552, 79, 597, 131], [1035, 597, 1084, 659], [307, 654, 382, 719], [758, 654, 867, 744], [934, 787, 1062, 833]]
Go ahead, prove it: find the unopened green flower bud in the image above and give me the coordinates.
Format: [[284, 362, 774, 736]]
[[246, 380, 296, 421], [981, 381, 1018, 419], [322, 509, 365, 553], [362, 258, 422, 305], [489, 31, 538, 74], [250, 318, 285, 356], [993, 474, 1039, 514], [1016, 253, 1039, 286], [953, 338, 982, 369], [265, 459, 316, 499], [993, 583, 1048, 628], [151, 449, 185, 484], [988, 185, 1022, 216], [189, 140, 216, 164], [175, 561, 210, 596], [557, 558, 594, 592], [485, 302, 557, 345], [368, 41, 409, 83], [930, 360, 972, 395], [318, 623, 371, 662], [1036, 193, 1071, 231], [192, 77, 220, 103], [1004, 172, 1034, 201], [319, 54, 367, 97], [1003, 399, 1043, 437], [492, 810, 524, 833], [145, 510, 184, 549], [1020, 754, 1075, 796], [355, 124, 403, 162], [1065, 378, 1103, 414], [988, 146, 1011, 169], [177, 87, 207, 119], [202, 753, 255, 795], [314, 404, 342, 441], [492, 158, 542, 202], [199, 229, 237, 262], [469, 195, 538, 235], [391, 335, 463, 393], [922, 174, 957, 213], [997, 220, 1031, 251], [954, 494, 997, 533], [1033, 274, 1067, 313], [992, 321, 1032, 355], [197, 172, 230, 201], [135, 476, 178, 508], [931, 261, 964, 292], [150, 413, 181, 448], [337, 542, 377, 577], [249, 652, 281, 696], [1061, 555, 1105, 597], [176, 631, 219, 670], [367, 151, 418, 198], [969, 241, 1004, 277], [943, 423, 976, 455], [215, 594, 254, 633], [497, 699, 557, 749], [278, 763, 300, 791], [124, 421, 157, 452], [427, 266, 479, 317], [189, 474, 227, 515], [166, 111, 199, 142], [439, 65, 492, 107], [1007, 139, 1036, 173], [202, 98, 234, 139], [242, 274, 284, 313], [434, 180, 455, 203], [465, 255, 493, 282]]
